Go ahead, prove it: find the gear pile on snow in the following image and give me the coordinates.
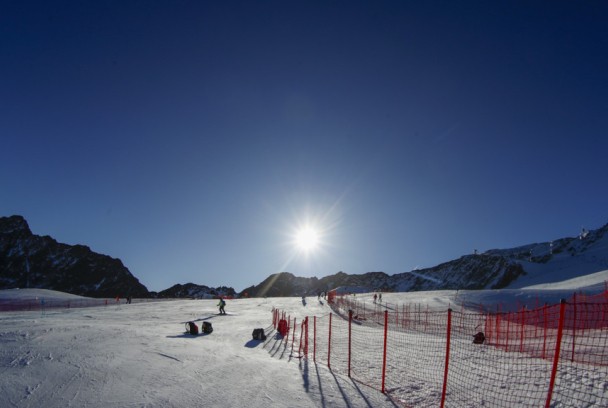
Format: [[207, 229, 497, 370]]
[[277, 319, 288, 337], [186, 322, 199, 335], [252, 328, 266, 341]]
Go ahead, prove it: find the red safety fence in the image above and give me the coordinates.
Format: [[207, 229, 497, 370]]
[[271, 293, 608, 407], [0, 297, 171, 312]]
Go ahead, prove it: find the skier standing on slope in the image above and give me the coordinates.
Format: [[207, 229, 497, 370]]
[[218, 297, 226, 315]]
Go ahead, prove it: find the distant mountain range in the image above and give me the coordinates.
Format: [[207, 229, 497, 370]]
[[0, 215, 237, 298], [1, 215, 607, 298], [157, 283, 236, 299], [242, 223, 607, 297]]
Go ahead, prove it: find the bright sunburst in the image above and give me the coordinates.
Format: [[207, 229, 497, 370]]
[[294, 226, 320, 252]]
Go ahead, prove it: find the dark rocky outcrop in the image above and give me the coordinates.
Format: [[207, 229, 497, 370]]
[[0, 215, 149, 298], [158, 283, 236, 299]]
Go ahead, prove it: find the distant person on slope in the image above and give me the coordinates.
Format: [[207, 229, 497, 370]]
[[218, 297, 226, 315]]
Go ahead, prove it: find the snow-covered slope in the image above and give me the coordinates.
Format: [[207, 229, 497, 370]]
[[363, 222, 608, 293], [1, 276, 607, 407], [502, 224, 608, 288], [0, 291, 396, 408]]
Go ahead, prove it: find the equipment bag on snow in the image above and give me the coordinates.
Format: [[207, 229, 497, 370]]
[[186, 321, 199, 335], [277, 319, 288, 337], [202, 321, 213, 334], [252, 328, 266, 341]]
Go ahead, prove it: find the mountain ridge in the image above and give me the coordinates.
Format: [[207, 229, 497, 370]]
[[240, 223, 608, 297], [1, 214, 606, 298], [0, 215, 149, 298]]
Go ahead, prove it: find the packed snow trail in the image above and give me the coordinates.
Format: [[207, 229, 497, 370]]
[[0, 292, 396, 408]]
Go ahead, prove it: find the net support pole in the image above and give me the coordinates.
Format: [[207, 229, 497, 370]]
[[381, 310, 388, 393], [305, 317, 309, 357], [520, 309, 526, 353], [348, 309, 353, 377], [545, 300, 566, 408], [313, 316, 317, 363], [543, 305, 548, 359], [328, 313, 332, 369], [571, 293, 577, 362], [292, 317, 297, 350], [298, 319, 304, 356], [440, 308, 453, 408]]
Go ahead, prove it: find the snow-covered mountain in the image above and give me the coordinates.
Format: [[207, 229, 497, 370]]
[[485, 224, 608, 289], [2, 214, 607, 298], [242, 223, 608, 297]]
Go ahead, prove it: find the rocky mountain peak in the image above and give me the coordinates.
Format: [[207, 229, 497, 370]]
[[0, 215, 32, 236], [0, 215, 149, 298]]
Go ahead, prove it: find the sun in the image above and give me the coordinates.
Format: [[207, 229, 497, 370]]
[[294, 226, 320, 252]]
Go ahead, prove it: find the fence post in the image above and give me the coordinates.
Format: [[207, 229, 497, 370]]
[[313, 316, 317, 363], [348, 309, 353, 377], [545, 300, 566, 408], [542, 305, 548, 360], [520, 308, 525, 353], [484, 313, 491, 344], [381, 310, 388, 393], [505, 312, 510, 352], [495, 312, 500, 348], [571, 294, 577, 362], [305, 317, 309, 358], [395, 304, 399, 327], [292, 317, 297, 350], [298, 319, 304, 356], [328, 313, 332, 369], [440, 308, 452, 408]]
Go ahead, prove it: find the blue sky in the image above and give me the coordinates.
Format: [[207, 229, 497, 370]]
[[2, 1, 607, 293]]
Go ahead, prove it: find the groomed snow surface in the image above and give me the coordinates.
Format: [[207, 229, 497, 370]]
[[1, 271, 608, 408], [1, 291, 398, 408]]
